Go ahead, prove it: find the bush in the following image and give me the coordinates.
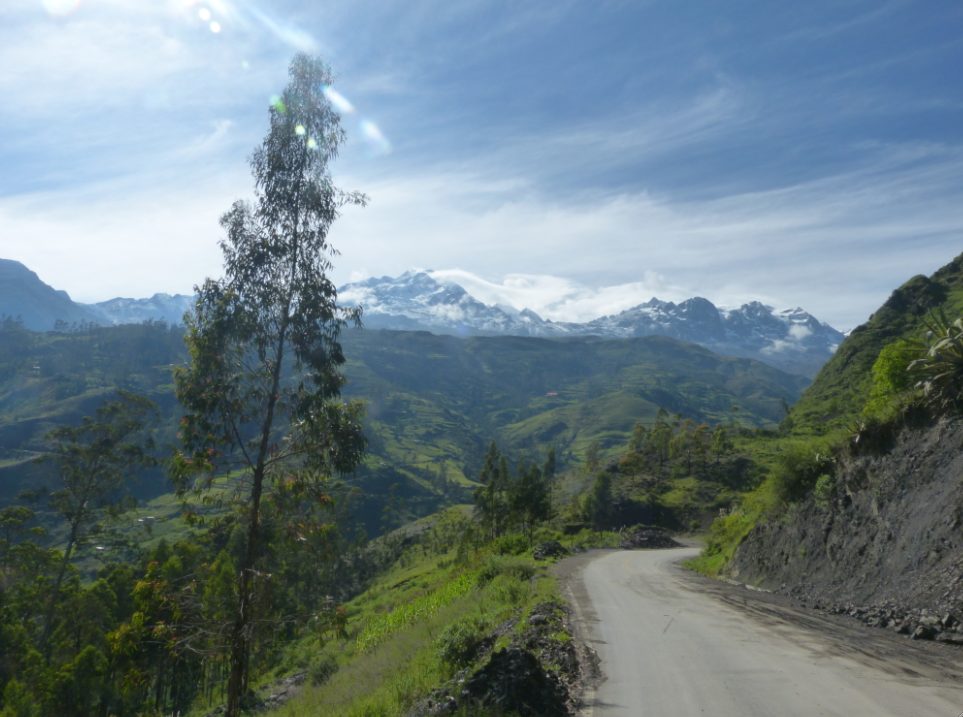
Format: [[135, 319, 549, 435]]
[[492, 533, 529, 556], [863, 339, 918, 420], [476, 556, 536, 585], [812, 474, 835, 508], [308, 654, 339, 686], [487, 573, 529, 605], [436, 617, 486, 669], [771, 441, 836, 503]]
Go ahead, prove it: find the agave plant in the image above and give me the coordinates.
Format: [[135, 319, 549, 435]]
[[908, 309, 963, 412]]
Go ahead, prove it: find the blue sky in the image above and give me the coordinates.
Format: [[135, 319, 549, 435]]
[[1, 0, 961, 329]]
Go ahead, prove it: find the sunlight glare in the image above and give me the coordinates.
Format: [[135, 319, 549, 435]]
[[322, 85, 355, 115], [209, 21, 222, 33], [307, 137, 318, 150], [295, 124, 306, 136], [360, 120, 392, 154], [198, 7, 212, 21]]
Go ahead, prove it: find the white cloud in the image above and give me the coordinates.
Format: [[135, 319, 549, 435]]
[[428, 269, 689, 322], [333, 146, 963, 330], [0, 168, 248, 302], [1, 0, 961, 336], [4, 140, 961, 330], [761, 339, 794, 355]]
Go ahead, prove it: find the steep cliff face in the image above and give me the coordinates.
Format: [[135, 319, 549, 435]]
[[730, 418, 963, 641]]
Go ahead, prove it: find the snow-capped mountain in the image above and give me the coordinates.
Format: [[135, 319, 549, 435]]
[[88, 293, 195, 326], [339, 271, 559, 337], [0, 257, 842, 377], [339, 271, 843, 377]]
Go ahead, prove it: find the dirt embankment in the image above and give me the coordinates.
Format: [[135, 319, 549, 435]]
[[731, 418, 963, 644]]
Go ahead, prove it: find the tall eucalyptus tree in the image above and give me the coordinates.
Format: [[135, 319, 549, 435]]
[[174, 54, 366, 716]]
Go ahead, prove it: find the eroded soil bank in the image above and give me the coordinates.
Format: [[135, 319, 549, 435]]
[[731, 418, 963, 644]]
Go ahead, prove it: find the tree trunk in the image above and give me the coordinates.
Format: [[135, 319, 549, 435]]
[[225, 312, 291, 716], [40, 520, 79, 662]]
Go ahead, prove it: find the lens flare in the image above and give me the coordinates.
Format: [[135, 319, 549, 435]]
[[307, 137, 318, 150], [42, 0, 80, 17], [197, 6, 211, 21], [270, 95, 287, 114], [360, 119, 392, 154], [322, 85, 355, 115], [294, 124, 306, 136], [209, 20, 221, 33]]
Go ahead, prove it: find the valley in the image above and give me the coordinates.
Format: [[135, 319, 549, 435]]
[[1, 251, 962, 716], [2, 252, 963, 715]]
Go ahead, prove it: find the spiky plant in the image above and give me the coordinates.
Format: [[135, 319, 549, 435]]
[[909, 310, 963, 413]]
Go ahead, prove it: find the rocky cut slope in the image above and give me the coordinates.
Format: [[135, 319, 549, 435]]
[[724, 251, 963, 645], [729, 415, 963, 645]]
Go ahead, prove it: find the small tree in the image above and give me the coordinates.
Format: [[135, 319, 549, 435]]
[[542, 446, 556, 482], [509, 463, 552, 541], [474, 442, 509, 539], [710, 425, 733, 464], [583, 472, 612, 532], [174, 54, 366, 716], [39, 391, 156, 659]]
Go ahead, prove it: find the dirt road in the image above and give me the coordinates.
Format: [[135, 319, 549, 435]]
[[564, 548, 963, 716]]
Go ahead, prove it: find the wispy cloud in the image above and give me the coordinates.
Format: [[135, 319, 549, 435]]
[[1, 0, 961, 335], [335, 140, 963, 329]]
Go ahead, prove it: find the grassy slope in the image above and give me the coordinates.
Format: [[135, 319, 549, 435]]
[[237, 522, 612, 717]]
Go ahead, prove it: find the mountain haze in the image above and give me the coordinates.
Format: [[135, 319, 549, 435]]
[[0, 259, 103, 330]]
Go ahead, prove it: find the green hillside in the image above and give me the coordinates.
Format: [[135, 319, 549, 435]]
[[0, 322, 806, 535], [693, 251, 963, 574], [787, 252, 963, 436], [342, 330, 806, 459]]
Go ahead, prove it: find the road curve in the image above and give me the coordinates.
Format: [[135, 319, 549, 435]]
[[567, 548, 963, 717]]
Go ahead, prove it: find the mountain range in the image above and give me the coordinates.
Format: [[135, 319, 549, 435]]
[[340, 271, 843, 377], [0, 259, 842, 377], [0, 259, 192, 330]]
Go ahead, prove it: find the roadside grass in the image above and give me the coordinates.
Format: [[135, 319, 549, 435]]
[[685, 429, 849, 576], [257, 530, 579, 717]]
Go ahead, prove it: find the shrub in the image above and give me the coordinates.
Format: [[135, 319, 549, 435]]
[[487, 573, 529, 605], [863, 339, 918, 419], [476, 556, 535, 586], [436, 617, 486, 669], [771, 441, 836, 503], [308, 654, 339, 686], [812, 474, 835, 508], [492, 533, 529, 556]]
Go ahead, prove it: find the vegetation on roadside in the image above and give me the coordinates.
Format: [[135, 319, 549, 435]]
[[691, 252, 963, 576]]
